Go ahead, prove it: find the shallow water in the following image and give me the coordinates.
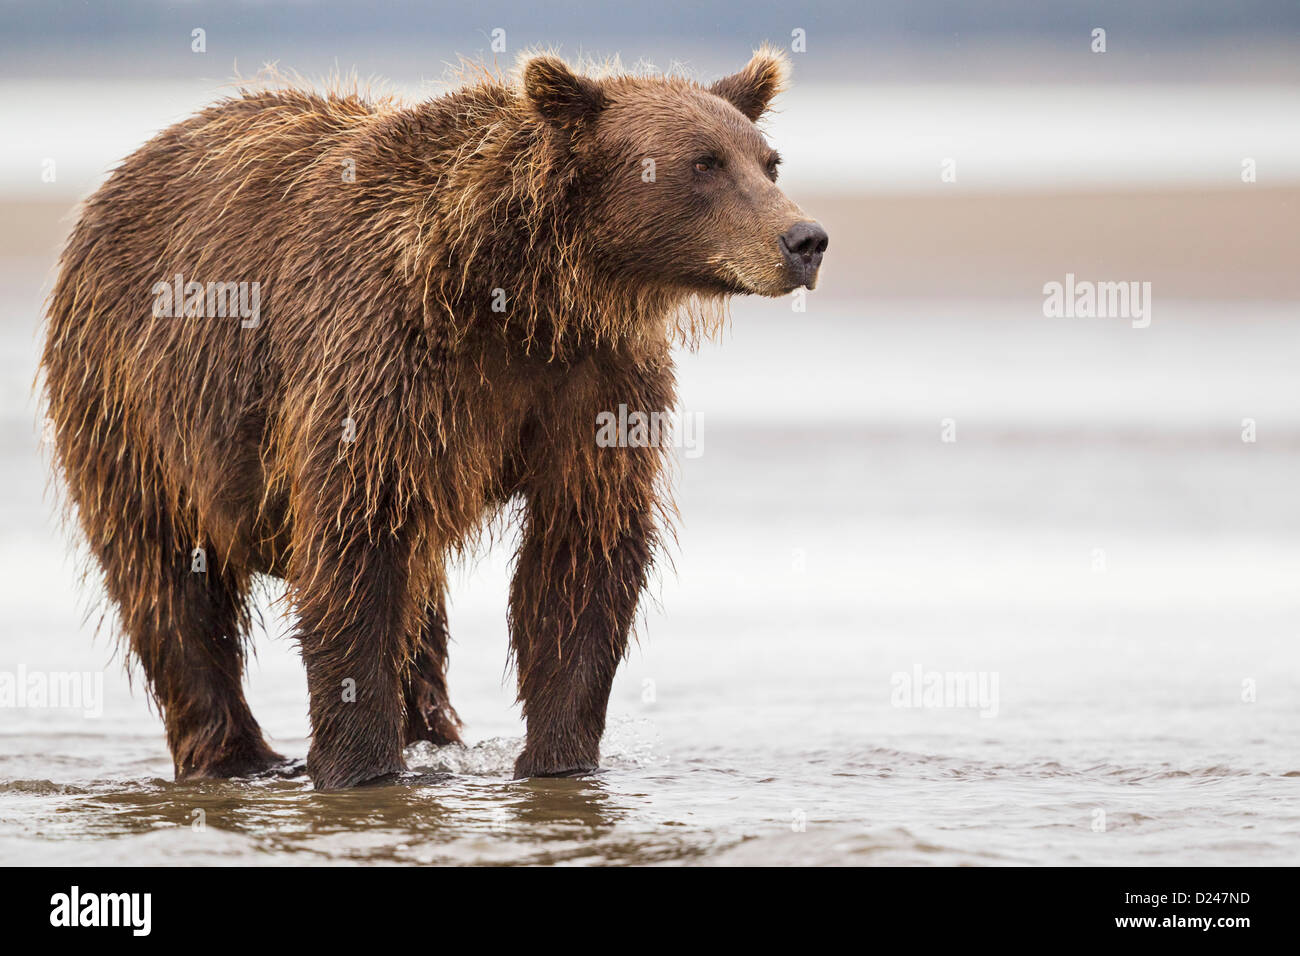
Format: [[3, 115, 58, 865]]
[[2, 280, 1299, 864]]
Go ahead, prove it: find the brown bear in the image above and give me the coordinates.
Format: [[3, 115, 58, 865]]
[[39, 49, 827, 790]]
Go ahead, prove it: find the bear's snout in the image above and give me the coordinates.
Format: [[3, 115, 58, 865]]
[[779, 221, 829, 289]]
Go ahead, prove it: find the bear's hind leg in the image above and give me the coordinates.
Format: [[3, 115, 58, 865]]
[[293, 529, 418, 791], [93, 487, 282, 780]]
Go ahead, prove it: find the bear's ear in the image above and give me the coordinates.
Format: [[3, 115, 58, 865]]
[[523, 56, 605, 128], [708, 47, 790, 121]]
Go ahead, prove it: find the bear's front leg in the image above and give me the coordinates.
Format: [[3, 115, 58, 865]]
[[509, 480, 658, 779], [402, 592, 464, 747], [294, 530, 417, 790]]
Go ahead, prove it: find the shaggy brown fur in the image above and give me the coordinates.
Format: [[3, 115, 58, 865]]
[[39, 49, 826, 789]]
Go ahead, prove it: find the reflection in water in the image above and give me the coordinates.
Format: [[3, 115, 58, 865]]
[[504, 775, 625, 833], [37, 764, 657, 865]]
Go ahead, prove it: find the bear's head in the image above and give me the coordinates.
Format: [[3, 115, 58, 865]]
[[522, 49, 828, 300]]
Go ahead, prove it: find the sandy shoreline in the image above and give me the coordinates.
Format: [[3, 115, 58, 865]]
[[3, 187, 1298, 301]]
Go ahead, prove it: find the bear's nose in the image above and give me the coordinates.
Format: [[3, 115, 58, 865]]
[[779, 221, 829, 277]]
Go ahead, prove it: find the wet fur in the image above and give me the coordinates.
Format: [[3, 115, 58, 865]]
[[40, 50, 795, 789]]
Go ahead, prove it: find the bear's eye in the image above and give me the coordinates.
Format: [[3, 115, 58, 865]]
[[766, 154, 782, 182], [693, 155, 720, 174]]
